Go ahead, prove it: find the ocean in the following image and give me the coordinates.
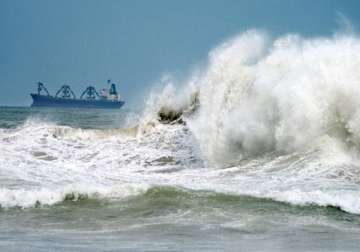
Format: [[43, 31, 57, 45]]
[[2, 30, 360, 251]]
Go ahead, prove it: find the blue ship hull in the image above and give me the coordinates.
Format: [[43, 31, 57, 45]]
[[31, 94, 125, 109]]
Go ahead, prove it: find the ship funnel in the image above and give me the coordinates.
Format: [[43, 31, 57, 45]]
[[110, 83, 117, 95]]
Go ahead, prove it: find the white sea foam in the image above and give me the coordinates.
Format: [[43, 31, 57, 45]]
[[187, 30, 360, 166], [142, 30, 360, 213], [0, 118, 200, 208], [0, 183, 148, 208], [2, 30, 360, 214]]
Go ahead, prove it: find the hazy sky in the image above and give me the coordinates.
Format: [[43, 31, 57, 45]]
[[0, 0, 359, 107]]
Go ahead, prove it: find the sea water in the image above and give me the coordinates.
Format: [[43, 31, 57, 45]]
[[1, 30, 360, 251]]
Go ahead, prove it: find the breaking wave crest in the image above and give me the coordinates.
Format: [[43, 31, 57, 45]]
[[183, 30, 360, 166], [134, 30, 360, 214], [0, 183, 148, 208], [3, 30, 360, 215]]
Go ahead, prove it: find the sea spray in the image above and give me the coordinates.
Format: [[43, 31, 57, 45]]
[[2, 31, 360, 215], [181, 30, 360, 166], [130, 30, 360, 214]]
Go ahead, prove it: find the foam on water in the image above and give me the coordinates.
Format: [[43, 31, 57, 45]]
[[2, 30, 360, 215], [144, 30, 360, 214], [0, 117, 201, 208], [188, 30, 360, 166]]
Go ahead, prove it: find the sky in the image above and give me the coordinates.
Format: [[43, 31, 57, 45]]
[[0, 0, 360, 107]]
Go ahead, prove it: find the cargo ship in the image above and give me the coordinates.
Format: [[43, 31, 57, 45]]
[[30, 80, 125, 109]]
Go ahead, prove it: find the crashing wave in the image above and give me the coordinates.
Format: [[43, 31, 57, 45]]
[[3, 30, 360, 216], [0, 184, 148, 208], [147, 30, 360, 167]]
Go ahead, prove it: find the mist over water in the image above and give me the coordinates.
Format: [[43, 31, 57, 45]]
[[125, 29, 360, 215], [189, 30, 360, 165], [2, 30, 360, 251]]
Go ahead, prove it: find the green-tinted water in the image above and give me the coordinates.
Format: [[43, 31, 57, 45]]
[[1, 107, 360, 251]]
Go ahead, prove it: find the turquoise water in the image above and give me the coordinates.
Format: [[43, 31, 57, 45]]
[[1, 106, 360, 251]]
